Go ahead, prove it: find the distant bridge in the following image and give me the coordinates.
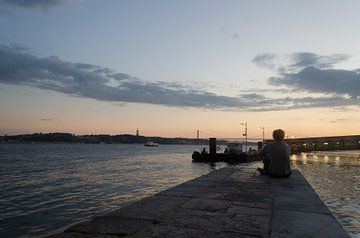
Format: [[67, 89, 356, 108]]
[[177, 130, 360, 153], [268, 135, 360, 153]]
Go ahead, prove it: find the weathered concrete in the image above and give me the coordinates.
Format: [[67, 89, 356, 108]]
[[49, 168, 350, 238]]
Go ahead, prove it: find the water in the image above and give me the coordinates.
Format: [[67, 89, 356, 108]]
[[0, 144, 359, 237], [0, 143, 227, 237], [291, 151, 360, 238]]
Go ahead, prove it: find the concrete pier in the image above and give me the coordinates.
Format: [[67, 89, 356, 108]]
[[50, 168, 350, 238]]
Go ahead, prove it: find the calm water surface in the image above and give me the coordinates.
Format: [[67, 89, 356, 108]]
[[0, 144, 359, 237], [292, 152, 360, 238], [0, 143, 226, 237]]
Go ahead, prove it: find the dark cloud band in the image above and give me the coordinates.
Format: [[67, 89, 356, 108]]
[[0, 44, 358, 111], [0, 44, 244, 109], [253, 52, 360, 99], [0, 0, 67, 9], [270, 66, 360, 98]]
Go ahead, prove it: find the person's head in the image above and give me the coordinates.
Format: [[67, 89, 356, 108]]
[[273, 129, 285, 141]]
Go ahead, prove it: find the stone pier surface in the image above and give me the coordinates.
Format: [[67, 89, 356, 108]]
[[50, 168, 350, 238]]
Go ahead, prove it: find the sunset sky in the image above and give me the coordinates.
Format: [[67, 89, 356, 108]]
[[0, 0, 359, 139]]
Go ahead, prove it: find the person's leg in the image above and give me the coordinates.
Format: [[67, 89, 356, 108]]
[[263, 158, 270, 173], [257, 167, 267, 175], [257, 158, 270, 175]]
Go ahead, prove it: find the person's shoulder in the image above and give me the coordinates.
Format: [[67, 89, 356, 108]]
[[280, 141, 289, 147], [261, 142, 274, 151], [274, 141, 287, 145], [266, 142, 277, 147], [269, 141, 287, 149]]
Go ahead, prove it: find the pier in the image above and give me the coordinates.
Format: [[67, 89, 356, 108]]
[[50, 167, 349, 237], [281, 135, 360, 153]]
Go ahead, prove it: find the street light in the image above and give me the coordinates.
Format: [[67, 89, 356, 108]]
[[240, 122, 247, 152], [258, 127, 265, 143]]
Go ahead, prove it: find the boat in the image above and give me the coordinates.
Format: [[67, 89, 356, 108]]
[[225, 142, 244, 154], [145, 141, 159, 147], [192, 139, 261, 164]]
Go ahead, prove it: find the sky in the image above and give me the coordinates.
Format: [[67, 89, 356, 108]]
[[0, 0, 359, 139]]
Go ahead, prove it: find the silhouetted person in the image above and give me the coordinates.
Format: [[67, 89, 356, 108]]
[[257, 129, 291, 178]]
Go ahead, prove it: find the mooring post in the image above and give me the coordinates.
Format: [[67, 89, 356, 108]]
[[209, 138, 217, 154]]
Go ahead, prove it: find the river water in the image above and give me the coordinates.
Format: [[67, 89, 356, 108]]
[[0, 144, 359, 237], [291, 151, 360, 238]]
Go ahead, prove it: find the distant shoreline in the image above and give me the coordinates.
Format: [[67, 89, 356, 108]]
[[0, 132, 259, 145]]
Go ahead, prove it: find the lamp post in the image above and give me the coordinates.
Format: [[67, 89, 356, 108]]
[[241, 122, 247, 152], [258, 127, 265, 143]]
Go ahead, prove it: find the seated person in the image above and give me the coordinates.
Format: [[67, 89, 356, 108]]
[[257, 129, 291, 178]]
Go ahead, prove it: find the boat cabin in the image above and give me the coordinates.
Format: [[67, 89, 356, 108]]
[[225, 142, 243, 154]]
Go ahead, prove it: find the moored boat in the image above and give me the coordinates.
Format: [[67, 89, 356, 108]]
[[145, 141, 159, 147], [192, 138, 261, 164]]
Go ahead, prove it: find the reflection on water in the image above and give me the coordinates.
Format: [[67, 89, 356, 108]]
[[291, 151, 360, 237], [291, 151, 360, 165]]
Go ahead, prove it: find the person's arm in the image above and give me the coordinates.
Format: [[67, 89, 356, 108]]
[[258, 144, 268, 156], [256, 145, 270, 174], [249, 145, 269, 162]]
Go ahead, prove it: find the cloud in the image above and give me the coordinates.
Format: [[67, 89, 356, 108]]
[[231, 33, 240, 41], [0, 44, 242, 109], [0, 44, 358, 111], [252, 52, 350, 73], [253, 52, 360, 99], [252, 53, 277, 71], [288, 52, 349, 70], [269, 67, 360, 98], [329, 118, 347, 123], [0, 0, 68, 10], [40, 118, 57, 121], [0, 7, 12, 15]]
